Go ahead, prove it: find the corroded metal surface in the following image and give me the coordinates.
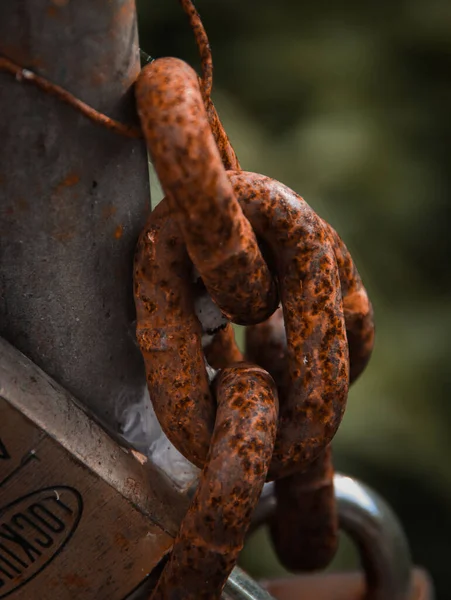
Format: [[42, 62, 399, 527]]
[[245, 230, 375, 388], [135, 57, 278, 326], [134, 199, 214, 468], [228, 171, 349, 479], [151, 364, 278, 600], [244, 304, 338, 572], [243, 216, 373, 570], [269, 446, 338, 572], [205, 323, 244, 370], [134, 173, 350, 480], [178, 0, 213, 101], [245, 307, 289, 399]]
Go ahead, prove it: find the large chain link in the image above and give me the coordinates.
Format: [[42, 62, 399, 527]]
[[134, 1, 375, 598]]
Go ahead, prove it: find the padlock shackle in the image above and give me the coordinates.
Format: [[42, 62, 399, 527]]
[[251, 474, 413, 600], [335, 474, 412, 600], [224, 566, 276, 600]]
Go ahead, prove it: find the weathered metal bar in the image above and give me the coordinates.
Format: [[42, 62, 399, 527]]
[[0, 0, 150, 429]]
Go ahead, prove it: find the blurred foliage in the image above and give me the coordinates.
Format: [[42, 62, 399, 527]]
[[137, 1, 451, 597]]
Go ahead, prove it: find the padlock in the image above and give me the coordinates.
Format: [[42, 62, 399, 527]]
[[0, 335, 192, 599], [0, 335, 283, 600], [250, 475, 434, 600]]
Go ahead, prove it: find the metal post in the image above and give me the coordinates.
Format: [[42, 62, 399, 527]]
[[0, 0, 150, 430]]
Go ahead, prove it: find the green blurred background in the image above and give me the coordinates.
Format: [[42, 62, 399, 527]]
[[136, 1, 451, 597]]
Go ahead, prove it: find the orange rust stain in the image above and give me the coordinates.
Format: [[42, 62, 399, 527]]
[[62, 573, 90, 588], [52, 172, 81, 199], [46, 6, 58, 17], [102, 204, 117, 220], [114, 225, 124, 239], [115, 532, 130, 551], [60, 173, 80, 188]]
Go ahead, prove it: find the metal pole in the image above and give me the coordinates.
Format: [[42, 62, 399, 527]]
[[0, 0, 150, 430]]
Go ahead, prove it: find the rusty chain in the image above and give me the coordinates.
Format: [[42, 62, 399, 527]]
[[0, 0, 375, 598], [134, 1, 374, 595]]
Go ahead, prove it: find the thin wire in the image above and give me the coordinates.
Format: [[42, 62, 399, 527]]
[[0, 56, 143, 139], [178, 0, 213, 101], [0, 1, 213, 138]]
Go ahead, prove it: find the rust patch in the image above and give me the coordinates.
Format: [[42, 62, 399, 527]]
[[270, 446, 338, 572], [224, 171, 349, 479], [134, 201, 214, 467], [60, 173, 80, 187], [115, 532, 130, 551], [53, 172, 80, 197], [50, 172, 81, 206], [179, 0, 213, 101], [205, 324, 243, 370], [135, 58, 278, 325], [114, 224, 124, 239], [151, 364, 278, 600]]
